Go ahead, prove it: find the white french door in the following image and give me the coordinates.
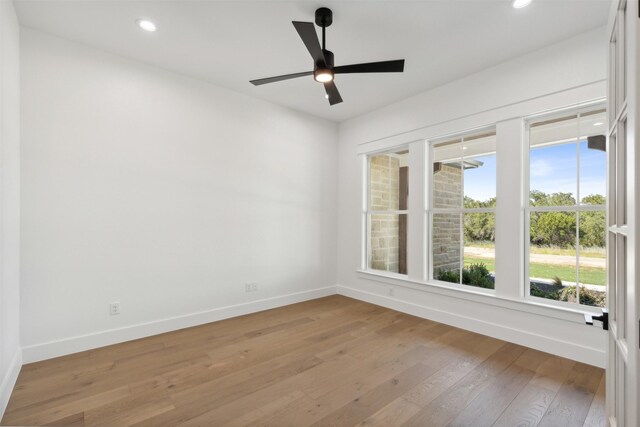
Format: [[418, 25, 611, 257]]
[[606, 1, 638, 426]]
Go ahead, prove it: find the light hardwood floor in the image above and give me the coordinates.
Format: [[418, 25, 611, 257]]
[[2, 295, 606, 426]]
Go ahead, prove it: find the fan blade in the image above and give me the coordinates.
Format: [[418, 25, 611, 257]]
[[250, 71, 313, 86], [324, 81, 343, 105], [334, 59, 405, 74], [292, 21, 326, 67]]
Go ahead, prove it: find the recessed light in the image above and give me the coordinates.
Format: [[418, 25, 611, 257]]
[[325, 94, 329, 99], [593, 122, 604, 126], [513, 0, 532, 9], [136, 19, 157, 32]]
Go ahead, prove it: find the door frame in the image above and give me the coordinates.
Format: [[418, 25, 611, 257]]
[[606, 0, 639, 425]]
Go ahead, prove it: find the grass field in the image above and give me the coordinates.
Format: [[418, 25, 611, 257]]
[[467, 241, 606, 259], [463, 256, 606, 286]]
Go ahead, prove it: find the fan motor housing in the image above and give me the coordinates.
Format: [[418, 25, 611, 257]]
[[319, 50, 334, 69]]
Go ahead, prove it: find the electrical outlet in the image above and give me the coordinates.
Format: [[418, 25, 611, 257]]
[[110, 302, 121, 315], [245, 282, 258, 292]]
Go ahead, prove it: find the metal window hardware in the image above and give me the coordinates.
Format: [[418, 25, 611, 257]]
[[584, 309, 608, 330]]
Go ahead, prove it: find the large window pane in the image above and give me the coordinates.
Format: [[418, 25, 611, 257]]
[[529, 211, 577, 302], [463, 212, 495, 289], [578, 211, 606, 307], [369, 150, 408, 211], [580, 140, 606, 205], [368, 214, 406, 274], [464, 133, 497, 207], [530, 115, 578, 206], [615, 235, 627, 336], [528, 210, 607, 306], [579, 110, 606, 205], [433, 139, 462, 209], [530, 143, 578, 206], [432, 212, 461, 283], [616, 119, 627, 226]]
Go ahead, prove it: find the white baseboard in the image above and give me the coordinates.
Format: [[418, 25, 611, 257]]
[[22, 286, 336, 364], [19, 283, 606, 368], [337, 285, 605, 368], [0, 348, 22, 420]]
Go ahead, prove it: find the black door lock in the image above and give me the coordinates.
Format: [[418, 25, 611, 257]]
[[584, 309, 608, 330]]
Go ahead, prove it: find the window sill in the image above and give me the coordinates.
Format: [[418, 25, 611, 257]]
[[356, 269, 602, 324]]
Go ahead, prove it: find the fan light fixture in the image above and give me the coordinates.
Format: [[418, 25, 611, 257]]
[[513, 0, 532, 8], [314, 69, 334, 83], [136, 19, 157, 32]]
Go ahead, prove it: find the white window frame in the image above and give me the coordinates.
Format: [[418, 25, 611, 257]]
[[426, 127, 497, 294], [524, 103, 607, 309], [355, 81, 607, 319]]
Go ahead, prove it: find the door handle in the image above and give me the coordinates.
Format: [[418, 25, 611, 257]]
[[584, 309, 608, 330]]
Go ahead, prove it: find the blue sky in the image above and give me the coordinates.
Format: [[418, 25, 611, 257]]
[[463, 141, 606, 202], [464, 155, 496, 201]]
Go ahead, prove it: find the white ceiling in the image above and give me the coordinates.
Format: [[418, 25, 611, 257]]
[[14, 0, 611, 122]]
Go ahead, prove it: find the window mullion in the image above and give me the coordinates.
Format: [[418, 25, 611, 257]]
[[575, 120, 581, 305], [496, 119, 524, 299], [407, 140, 426, 281]]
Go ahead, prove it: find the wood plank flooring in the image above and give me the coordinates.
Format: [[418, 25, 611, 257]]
[[1, 295, 606, 427]]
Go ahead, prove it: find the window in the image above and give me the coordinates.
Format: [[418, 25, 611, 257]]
[[429, 129, 496, 289], [526, 106, 606, 307], [359, 97, 607, 317], [365, 148, 409, 274]]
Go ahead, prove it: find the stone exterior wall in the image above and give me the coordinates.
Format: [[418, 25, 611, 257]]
[[432, 163, 462, 274], [369, 155, 400, 273], [368, 156, 461, 275]]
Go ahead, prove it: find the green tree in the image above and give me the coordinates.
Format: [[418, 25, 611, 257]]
[[533, 211, 576, 247], [581, 194, 605, 205], [463, 191, 604, 248], [578, 194, 605, 247], [464, 196, 496, 209], [530, 190, 549, 206], [463, 196, 496, 242], [464, 212, 495, 242], [548, 192, 576, 206]]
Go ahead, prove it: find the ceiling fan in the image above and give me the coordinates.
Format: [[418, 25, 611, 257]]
[[249, 7, 405, 106]]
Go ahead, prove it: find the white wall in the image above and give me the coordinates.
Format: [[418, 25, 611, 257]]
[[20, 28, 338, 362], [0, 0, 21, 417], [337, 28, 610, 367]]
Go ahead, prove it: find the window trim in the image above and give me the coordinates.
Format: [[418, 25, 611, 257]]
[[356, 268, 600, 319]]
